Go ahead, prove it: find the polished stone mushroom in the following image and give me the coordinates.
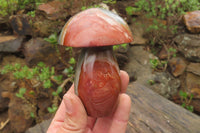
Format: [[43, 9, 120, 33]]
[[59, 8, 133, 117]]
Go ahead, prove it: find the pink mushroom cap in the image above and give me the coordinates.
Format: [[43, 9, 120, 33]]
[[58, 8, 133, 47]]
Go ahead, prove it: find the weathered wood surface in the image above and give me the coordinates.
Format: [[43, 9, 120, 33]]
[[26, 82, 200, 133], [126, 83, 200, 133], [25, 119, 51, 133]]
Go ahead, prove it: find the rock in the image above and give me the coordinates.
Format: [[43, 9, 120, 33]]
[[0, 55, 26, 93], [0, 35, 16, 43], [0, 89, 9, 112], [186, 72, 200, 114], [38, 1, 68, 20], [158, 46, 177, 60], [24, 38, 59, 67], [32, 0, 106, 37], [10, 15, 32, 36], [0, 16, 8, 25], [174, 34, 200, 62], [129, 22, 147, 45], [186, 72, 200, 99], [8, 94, 35, 133], [38, 1, 63, 15], [37, 98, 52, 120], [10, 11, 65, 37], [124, 46, 180, 98], [169, 57, 187, 77], [32, 18, 65, 37], [190, 99, 200, 114], [115, 45, 129, 68], [0, 110, 10, 133], [130, 35, 147, 45], [124, 46, 154, 83], [25, 119, 52, 133], [158, 46, 169, 59], [129, 17, 167, 45], [63, 0, 101, 15], [1, 55, 26, 68], [183, 10, 200, 34], [0, 36, 23, 52], [151, 72, 180, 98], [116, 53, 129, 69], [187, 63, 200, 76], [38, 0, 103, 20], [0, 16, 12, 32], [0, 53, 2, 61]]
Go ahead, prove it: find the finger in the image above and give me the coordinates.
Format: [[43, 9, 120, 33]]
[[92, 94, 131, 133], [47, 100, 66, 133], [47, 85, 88, 133], [47, 85, 75, 133], [109, 94, 131, 133], [120, 70, 129, 93], [57, 93, 88, 133], [68, 84, 75, 94], [67, 84, 97, 130], [87, 116, 96, 129]]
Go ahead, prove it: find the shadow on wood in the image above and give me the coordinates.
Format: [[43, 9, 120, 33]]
[[126, 83, 200, 133]]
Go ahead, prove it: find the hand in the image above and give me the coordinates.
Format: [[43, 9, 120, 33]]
[[47, 70, 131, 133]]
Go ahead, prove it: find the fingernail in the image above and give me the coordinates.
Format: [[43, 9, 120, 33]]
[[64, 95, 73, 115]]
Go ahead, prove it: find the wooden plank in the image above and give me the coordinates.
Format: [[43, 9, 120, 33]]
[[126, 83, 200, 133], [25, 119, 51, 133], [26, 82, 200, 133]]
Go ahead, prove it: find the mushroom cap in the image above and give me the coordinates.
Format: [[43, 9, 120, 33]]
[[58, 8, 133, 47]]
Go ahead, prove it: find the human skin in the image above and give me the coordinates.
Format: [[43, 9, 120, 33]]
[[47, 70, 131, 133]]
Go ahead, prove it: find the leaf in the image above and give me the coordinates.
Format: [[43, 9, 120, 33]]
[[19, 88, 26, 94], [81, 6, 87, 10], [186, 105, 194, 112], [57, 86, 63, 94], [121, 43, 128, 49], [47, 107, 53, 113], [1, 69, 8, 74], [179, 90, 187, 99], [44, 33, 58, 45], [52, 92, 57, 96], [51, 67, 55, 75], [125, 6, 137, 16], [150, 59, 159, 69], [29, 90, 35, 95], [148, 80, 155, 85], [43, 80, 52, 88], [53, 75, 63, 84], [63, 66, 74, 75], [16, 93, 22, 98], [30, 112, 35, 118], [48, 105, 58, 113], [37, 62, 45, 68], [16, 88, 26, 99], [27, 72, 34, 79], [190, 93, 194, 99], [14, 63, 21, 70], [68, 57, 76, 65], [181, 103, 186, 108], [113, 45, 120, 51], [65, 47, 73, 51]]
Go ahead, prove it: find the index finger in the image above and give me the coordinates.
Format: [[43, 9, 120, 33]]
[[120, 70, 129, 93]]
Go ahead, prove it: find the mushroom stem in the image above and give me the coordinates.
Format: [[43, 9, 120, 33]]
[[74, 46, 121, 117]]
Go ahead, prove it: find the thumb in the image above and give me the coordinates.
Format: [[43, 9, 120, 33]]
[[57, 92, 88, 133]]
